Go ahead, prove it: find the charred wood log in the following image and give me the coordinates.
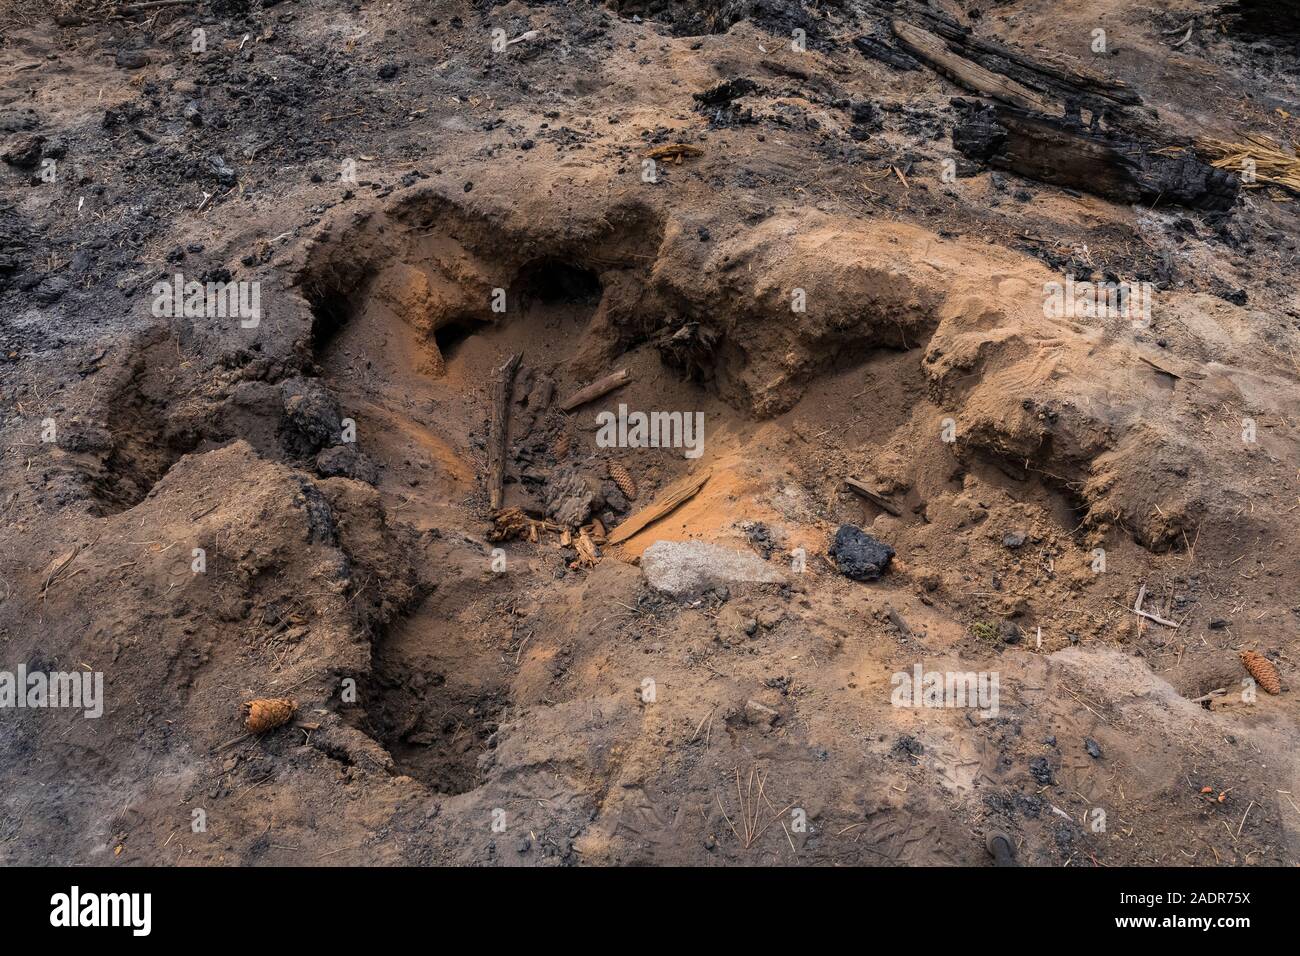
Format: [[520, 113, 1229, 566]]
[[1223, 0, 1300, 38], [952, 101, 1240, 211], [860, 3, 1149, 132], [852, 35, 920, 71], [892, 20, 1054, 113]]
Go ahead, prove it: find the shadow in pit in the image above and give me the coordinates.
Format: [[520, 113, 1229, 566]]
[[356, 599, 509, 795]]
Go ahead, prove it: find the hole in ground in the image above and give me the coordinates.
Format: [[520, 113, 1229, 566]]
[[358, 600, 508, 795], [303, 259, 368, 361], [513, 259, 602, 307], [72, 332, 194, 515], [1172, 661, 1246, 702], [433, 317, 483, 363]]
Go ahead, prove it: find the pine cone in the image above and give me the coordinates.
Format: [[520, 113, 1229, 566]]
[[243, 697, 298, 733], [1239, 651, 1281, 695], [608, 460, 637, 500], [553, 432, 571, 460]]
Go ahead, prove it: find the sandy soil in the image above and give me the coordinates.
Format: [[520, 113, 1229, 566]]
[[0, 0, 1297, 866]]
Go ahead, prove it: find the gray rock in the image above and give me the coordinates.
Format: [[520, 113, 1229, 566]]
[[206, 153, 237, 186], [640, 540, 786, 601], [114, 49, 150, 70], [744, 699, 780, 727], [33, 276, 69, 304], [0, 108, 39, 134], [1, 133, 44, 169]]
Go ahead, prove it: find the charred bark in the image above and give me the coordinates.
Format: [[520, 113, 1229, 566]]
[[951, 101, 1240, 211]]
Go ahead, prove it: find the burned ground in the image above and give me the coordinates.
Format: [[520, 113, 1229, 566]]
[[0, 0, 1297, 866]]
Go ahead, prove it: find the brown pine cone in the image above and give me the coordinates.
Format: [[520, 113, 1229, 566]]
[[1239, 650, 1281, 695], [243, 697, 298, 733], [607, 460, 637, 501], [553, 432, 571, 460]]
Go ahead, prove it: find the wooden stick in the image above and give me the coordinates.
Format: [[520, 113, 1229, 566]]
[[40, 545, 82, 601], [559, 368, 630, 412], [211, 732, 252, 753], [1139, 355, 1182, 380], [844, 477, 902, 516], [886, 605, 913, 641], [487, 353, 522, 512], [1236, 800, 1254, 838], [606, 470, 711, 546], [891, 20, 1055, 114], [1131, 583, 1180, 628]]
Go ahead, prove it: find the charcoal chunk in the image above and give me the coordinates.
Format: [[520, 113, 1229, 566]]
[[830, 524, 894, 581]]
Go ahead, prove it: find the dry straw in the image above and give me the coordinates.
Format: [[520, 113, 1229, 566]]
[[1199, 134, 1300, 195]]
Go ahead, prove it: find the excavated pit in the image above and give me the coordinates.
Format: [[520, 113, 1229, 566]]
[[294, 202, 672, 793], [287, 195, 1144, 802]]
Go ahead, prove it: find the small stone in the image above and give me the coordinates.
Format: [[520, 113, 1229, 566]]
[[1002, 531, 1027, 549], [114, 49, 150, 70], [1083, 737, 1103, 759], [999, 621, 1022, 645], [206, 154, 237, 186], [1, 133, 44, 169], [744, 699, 779, 727]]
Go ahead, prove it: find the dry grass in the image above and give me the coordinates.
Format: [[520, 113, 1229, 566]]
[[1199, 134, 1300, 195]]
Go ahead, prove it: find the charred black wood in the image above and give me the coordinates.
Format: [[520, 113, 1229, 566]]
[[862, 0, 1142, 115], [852, 35, 920, 70], [922, 18, 1141, 107], [1223, 0, 1300, 38], [951, 100, 1240, 211]]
